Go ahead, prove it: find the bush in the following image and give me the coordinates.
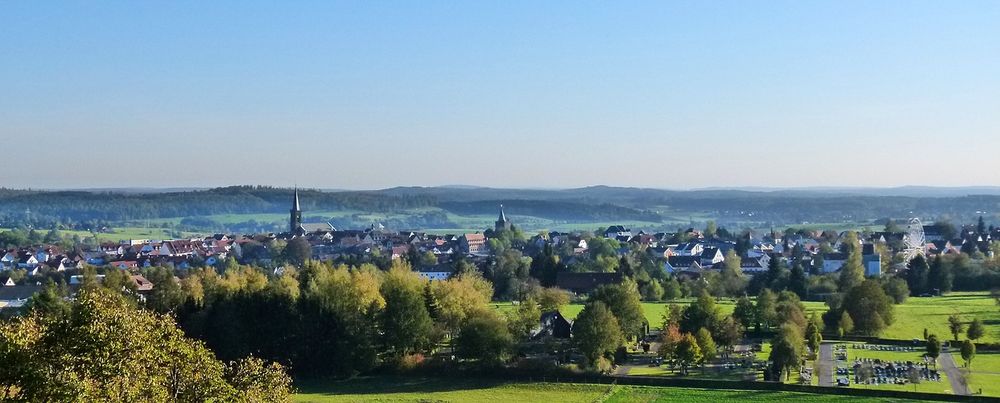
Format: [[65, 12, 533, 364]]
[[394, 353, 426, 373], [593, 356, 614, 374]]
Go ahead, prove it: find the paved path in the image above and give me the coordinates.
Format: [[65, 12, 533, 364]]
[[940, 351, 970, 395], [817, 343, 835, 387]]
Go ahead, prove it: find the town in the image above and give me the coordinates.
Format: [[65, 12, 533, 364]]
[[3, 189, 1000, 400], [4, 1, 998, 400]]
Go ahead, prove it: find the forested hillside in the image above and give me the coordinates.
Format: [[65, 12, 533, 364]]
[[3, 186, 1000, 233]]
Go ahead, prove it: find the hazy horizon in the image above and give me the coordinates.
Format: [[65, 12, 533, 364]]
[[3, 1, 999, 189]]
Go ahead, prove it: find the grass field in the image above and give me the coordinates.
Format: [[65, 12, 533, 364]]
[[882, 292, 1000, 344], [498, 292, 998, 345], [961, 351, 1000, 396], [138, 208, 674, 235], [294, 377, 925, 403], [57, 227, 203, 242]]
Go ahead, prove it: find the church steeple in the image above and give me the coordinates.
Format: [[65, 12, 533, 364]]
[[290, 187, 302, 233], [495, 203, 511, 232]]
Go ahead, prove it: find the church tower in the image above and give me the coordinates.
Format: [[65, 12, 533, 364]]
[[290, 188, 302, 233], [495, 204, 511, 232]]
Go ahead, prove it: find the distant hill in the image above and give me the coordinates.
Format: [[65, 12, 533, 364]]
[[2, 185, 999, 233]]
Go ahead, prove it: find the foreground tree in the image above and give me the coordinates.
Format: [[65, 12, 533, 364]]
[[838, 232, 865, 292], [926, 334, 941, 368], [754, 289, 778, 332], [838, 311, 855, 336], [0, 289, 291, 402], [968, 318, 985, 341], [961, 340, 976, 368], [714, 316, 744, 357], [769, 323, 805, 381], [695, 327, 717, 363], [456, 310, 514, 364], [681, 291, 720, 335], [805, 320, 822, 358], [947, 314, 965, 342], [505, 298, 541, 340], [674, 333, 702, 375], [537, 287, 570, 312], [589, 278, 646, 340], [572, 302, 623, 371], [657, 323, 684, 361], [841, 280, 894, 336], [282, 236, 312, 267], [732, 296, 756, 331], [905, 255, 930, 296], [380, 265, 434, 356]]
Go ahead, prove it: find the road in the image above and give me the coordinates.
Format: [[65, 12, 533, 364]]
[[817, 342, 834, 387], [939, 351, 970, 395]]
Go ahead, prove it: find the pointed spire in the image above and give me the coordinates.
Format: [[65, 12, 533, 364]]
[[293, 187, 301, 211], [498, 203, 507, 223]]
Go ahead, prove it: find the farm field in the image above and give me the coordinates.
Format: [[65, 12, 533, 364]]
[[54, 227, 203, 243], [293, 377, 925, 403], [141, 208, 673, 234]]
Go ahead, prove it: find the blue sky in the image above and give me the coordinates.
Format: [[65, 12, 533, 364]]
[[2, 1, 998, 189]]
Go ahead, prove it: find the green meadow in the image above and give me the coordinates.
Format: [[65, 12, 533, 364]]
[[293, 377, 925, 403], [881, 292, 1000, 344], [497, 292, 998, 345]]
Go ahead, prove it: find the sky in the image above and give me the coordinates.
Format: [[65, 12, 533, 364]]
[[2, 1, 999, 190]]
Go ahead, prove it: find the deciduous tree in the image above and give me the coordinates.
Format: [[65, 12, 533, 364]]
[[573, 302, 623, 370]]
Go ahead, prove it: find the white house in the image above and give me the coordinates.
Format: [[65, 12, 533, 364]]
[[416, 266, 451, 281]]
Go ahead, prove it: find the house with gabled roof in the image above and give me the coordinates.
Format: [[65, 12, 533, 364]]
[[460, 233, 487, 255], [665, 255, 702, 273]]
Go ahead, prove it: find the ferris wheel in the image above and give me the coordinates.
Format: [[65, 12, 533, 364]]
[[903, 217, 925, 262]]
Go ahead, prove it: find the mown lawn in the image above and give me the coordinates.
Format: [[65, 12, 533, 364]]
[[603, 385, 920, 402], [961, 351, 1000, 397], [881, 292, 1000, 344], [293, 377, 924, 403], [294, 377, 609, 403]]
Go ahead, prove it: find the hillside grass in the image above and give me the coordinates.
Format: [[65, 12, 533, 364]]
[[882, 292, 1000, 344], [293, 377, 923, 403]]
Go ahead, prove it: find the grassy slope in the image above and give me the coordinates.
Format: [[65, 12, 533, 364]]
[[882, 292, 1000, 344], [293, 377, 920, 403]]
